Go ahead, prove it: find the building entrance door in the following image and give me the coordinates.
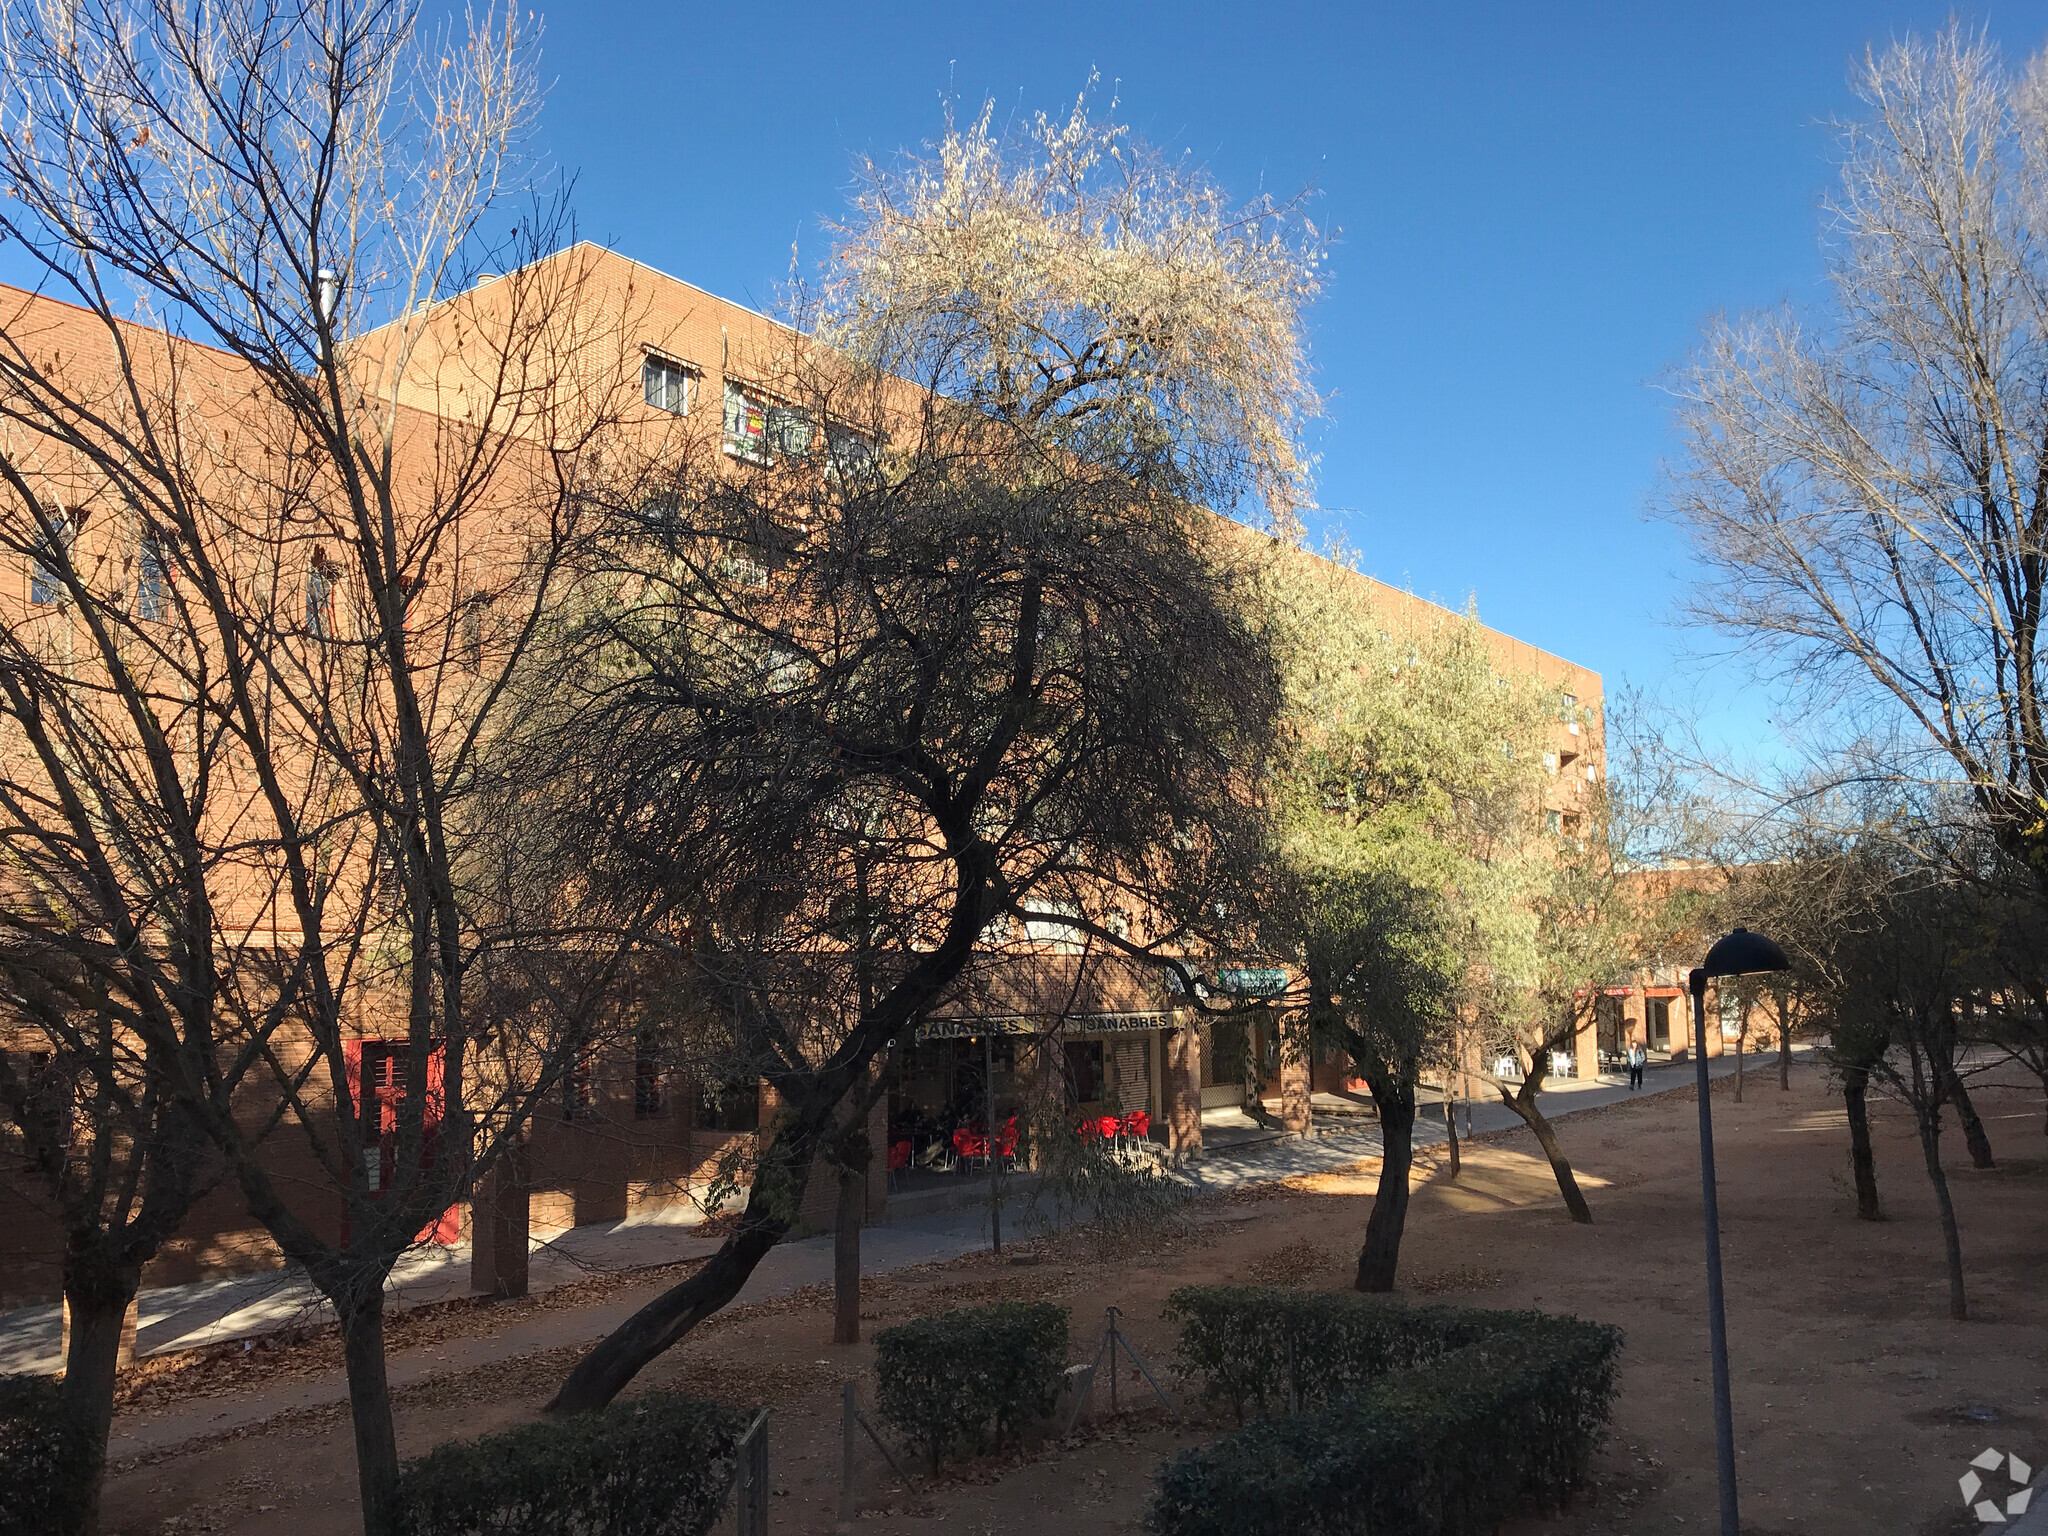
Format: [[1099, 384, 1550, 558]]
[[1649, 998, 1671, 1051]]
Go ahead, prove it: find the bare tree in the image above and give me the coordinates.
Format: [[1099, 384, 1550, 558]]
[[1664, 24, 2048, 906], [1839, 862, 1987, 1318], [540, 91, 1316, 1413], [0, 942, 221, 1534], [0, 4, 651, 1530], [1982, 866, 2048, 1133]]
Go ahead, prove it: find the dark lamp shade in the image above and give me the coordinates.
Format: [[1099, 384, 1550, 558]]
[[1700, 927, 1789, 978]]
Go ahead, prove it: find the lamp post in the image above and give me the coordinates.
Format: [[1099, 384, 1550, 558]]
[[1690, 927, 1788, 1536]]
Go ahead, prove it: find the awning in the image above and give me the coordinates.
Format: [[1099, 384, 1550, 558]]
[[1645, 986, 1683, 998]]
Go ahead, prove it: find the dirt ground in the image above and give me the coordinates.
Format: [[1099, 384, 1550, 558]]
[[103, 1060, 2048, 1536]]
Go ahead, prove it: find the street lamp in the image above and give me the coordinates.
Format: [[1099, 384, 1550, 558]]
[[1690, 927, 1788, 1536]]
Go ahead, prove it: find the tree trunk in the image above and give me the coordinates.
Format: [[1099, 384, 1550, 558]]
[[1442, 1090, 1460, 1178], [1735, 1031, 1745, 1102], [1503, 1087, 1592, 1223], [833, 1162, 863, 1346], [58, 1269, 139, 1536], [1942, 1061, 1995, 1169], [1843, 1064, 1882, 1220], [1777, 1001, 1792, 1091], [1355, 1088, 1416, 1291], [1914, 1108, 1968, 1321], [338, 1292, 401, 1536], [549, 1215, 788, 1413]]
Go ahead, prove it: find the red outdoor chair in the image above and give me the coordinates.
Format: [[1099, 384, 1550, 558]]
[[952, 1124, 990, 1169], [993, 1116, 1020, 1169]]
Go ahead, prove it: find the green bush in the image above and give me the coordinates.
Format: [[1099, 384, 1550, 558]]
[[395, 1391, 749, 1536], [1148, 1290, 1624, 1536], [873, 1301, 1070, 1470], [0, 1374, 101, 1536], [1165, 1285, 1515, 1421]]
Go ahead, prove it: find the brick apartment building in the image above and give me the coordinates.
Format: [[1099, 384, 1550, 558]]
[[0, 244, 1606, 1306]]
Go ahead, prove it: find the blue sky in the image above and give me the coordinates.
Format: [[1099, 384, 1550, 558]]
[[521, 0, 2048, 756], [20, 3, 2048, 754]]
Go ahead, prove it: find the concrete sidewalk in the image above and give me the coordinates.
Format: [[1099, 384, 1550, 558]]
[[0, 1044, 1775, 1414], [1185, 1048, 1760, 1193]]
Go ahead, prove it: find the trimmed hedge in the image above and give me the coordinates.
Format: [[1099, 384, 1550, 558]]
[[1148, 1288, 1623, 1536], [874, 1301, 1069, 1471], [395, 1391, 749, 1536], [1164, 1286, 1508, 1421], [0, 1373, 101, 1536]]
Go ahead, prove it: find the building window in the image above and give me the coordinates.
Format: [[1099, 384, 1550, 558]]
[[29, 513, 72, 605], [1544, 809, 1562, 835], [826, 423, 878, 480], [1023, 901, 1086, 955], [1065, 1039, 1106, 1104], [693, 1074, 760, 1132], [643, 354, 696, 415], [373, 824, 405, 914], [766, 402, 811, 459], [135, 535, 171, 620], [1541, 751, 1558, 774], [1560, 692, 1577, 720], [634, 1029, 665, 1119], [723, 380, 770, 462], [459, 592, 487, 671], [723, 379, 813, 463], [307, 552, 339, 637], [563, 1050, 596, 1121], [719, 547, 770, 590]]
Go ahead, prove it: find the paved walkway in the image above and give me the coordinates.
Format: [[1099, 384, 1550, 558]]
[[0, 1047, 1775, 1460]]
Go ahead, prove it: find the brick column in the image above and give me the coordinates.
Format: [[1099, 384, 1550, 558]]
[[1026, 1027, 1064, 1170], [1575, 1013, 1600, 1081], [470, 1139, 530, 1299], [1279, 1011, 1312, 1136], [1165, 1018, 1202, 1158]]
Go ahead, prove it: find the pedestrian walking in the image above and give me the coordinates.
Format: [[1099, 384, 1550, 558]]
[[1626, 1040, 1646, 1090]]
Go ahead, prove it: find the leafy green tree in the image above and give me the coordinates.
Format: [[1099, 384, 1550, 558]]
[[1262, 556, 1550, 1285], [1478, 775, 1637, 1225]]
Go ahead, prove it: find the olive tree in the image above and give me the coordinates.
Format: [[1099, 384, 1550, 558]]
[[542, 92, 1317, 1413]]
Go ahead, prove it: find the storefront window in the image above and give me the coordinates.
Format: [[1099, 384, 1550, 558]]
[[1065, 1039, 1104, 1102]]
